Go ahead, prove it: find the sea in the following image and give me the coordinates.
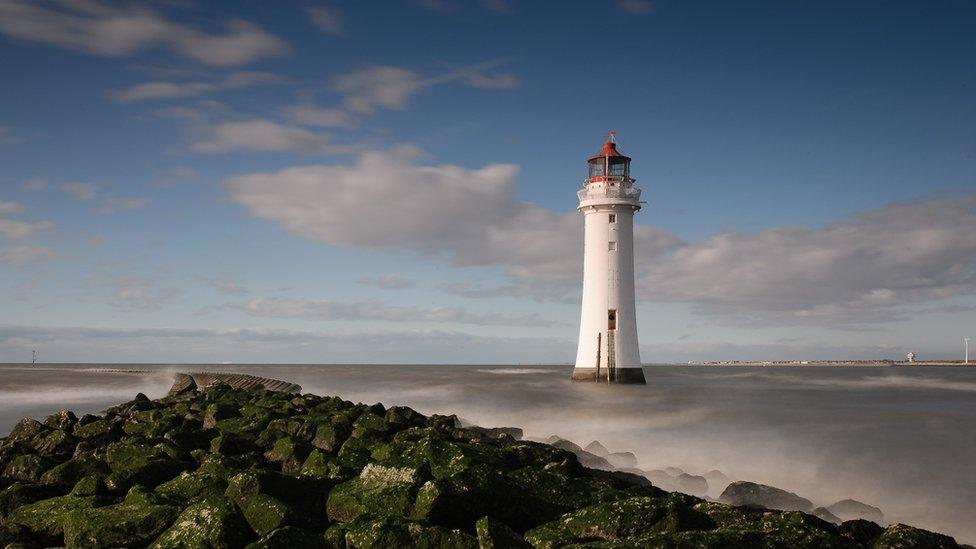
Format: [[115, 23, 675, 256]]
[[1, 363, 974, 543]]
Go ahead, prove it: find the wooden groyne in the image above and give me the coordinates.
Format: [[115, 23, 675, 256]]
[[168, 372, 302, 396]]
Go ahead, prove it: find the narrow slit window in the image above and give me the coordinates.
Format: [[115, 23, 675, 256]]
[[609, 241, 617, 251], [609, 214, 616, 223]]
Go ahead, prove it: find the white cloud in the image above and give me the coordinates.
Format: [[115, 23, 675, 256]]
[[640, 194, 976, 327], [239, 297, 559, 327], [226, 147, 680, 288], [0, 126, 23, 145], [0, 201, 24, 215], [0, 246, 56, 266], [284, 104, 355, 128], [190, 119, 341, 154], [333, 66, 425, 115], [359, 273, 415, 290], [306, 6, 344, 36], [198, 276, 250, 295], [457, 67, 519, 89], [20, 178, 47, 191], [0, 219, 51, 240], [109, 276, 181, 309], [60, 181, 97, 200], [97, 196, 150, 214], [111, 70, 286, 102], [0, 1, 289, 66], [617, 0, 653, 14]]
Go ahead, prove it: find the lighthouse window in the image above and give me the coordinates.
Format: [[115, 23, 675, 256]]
[[608, 241, 617, 251], [609, 214, 616, 223], [589, 161, 605, 178]]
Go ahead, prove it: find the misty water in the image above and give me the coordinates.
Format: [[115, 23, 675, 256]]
[[1, 363, 974, 543]]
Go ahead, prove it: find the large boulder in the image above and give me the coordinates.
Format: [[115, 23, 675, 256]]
[[150, 496, 252, 548], [327, 463, 422, 523], [584, 440, 610, 457], [523, 494, 714, 548], [719, 481, 813, 512], [475, 516, 531, 548], [3, 455, 55, 482], [605, 451, 638, 469], [343, 515, 477, 549], [674, 473, 709, 497], [874, 523, 960, 548], [826, 498, 884, 524], [62, 493, 178, 548], [5, 494, 97, 546]]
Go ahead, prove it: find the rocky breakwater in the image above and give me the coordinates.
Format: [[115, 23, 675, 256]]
[[0, 377, 967, 548]]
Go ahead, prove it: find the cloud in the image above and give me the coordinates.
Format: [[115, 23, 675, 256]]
[[0, 201, 24, 215], [60, 181, 97, 200], [359, 273, 415, 290], [306, 6, 344, 36], [617, 0, 654, 14], [96, 196, 150, 214], [479, 0, 512, 14], [111, 70, 287, 102], [0, 0, 289, 66], [109, 276, 181, 309], [284, 105, 355, 128], [333, 66, 425, 115], [330, 62, 518, 116], [0, 246, 56, 266], [189, 119, 341, 154], [226, 147, 680, 291], [198, 276, 250, 295], [0, 219, 51, 240], [238, 297, 560, 327], [0, 324, 570, 363], [20, 178, 47, 191], [640, 194, 976, 327], [0, 126, 23, 145]]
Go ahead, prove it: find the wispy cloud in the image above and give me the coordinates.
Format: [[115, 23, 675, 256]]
[[0, 219, 51, 240], [189, 119, 343, 154], [111, 71, 287, 102], [238, 297, 561, 327], [0, 0, 289, 66], [617, 0, 654, 14], [198, 276, 250, 295], [306, 6, 344, 36], [0, 246, 57, 266], [60, 181, 97, 201], [0, 201, 24, 215], [359, 273, 415, 290], [96, 196, 150, 214], [20, 178, 47, 191], [109, 276, 182, 309]]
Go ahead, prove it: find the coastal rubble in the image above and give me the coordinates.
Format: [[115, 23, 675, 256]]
[[0, 375, 964, 548]]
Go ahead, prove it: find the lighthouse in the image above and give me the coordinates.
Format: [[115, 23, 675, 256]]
[[572, 133, 646, 384]]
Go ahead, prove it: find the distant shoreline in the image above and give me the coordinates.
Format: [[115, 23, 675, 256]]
[[682, 360, 974, 367]]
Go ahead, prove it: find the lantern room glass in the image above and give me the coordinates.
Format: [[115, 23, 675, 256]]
[[608, 158, 629, 177], [588, 159, 605, 178]]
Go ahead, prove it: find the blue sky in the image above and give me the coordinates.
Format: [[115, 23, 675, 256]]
[[1, 0, 974, 363]]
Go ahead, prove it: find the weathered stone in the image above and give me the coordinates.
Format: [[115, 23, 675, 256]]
[[312, 423, 351, 453], [43, 410, 77, 432], [6, 494, 97, 546], [523, 495, 715, 547], [263, 437, 310, 474], [204, 402, 240, 429], [3, 455, 55, 482], [39, 454, 105, 485], [812, 506, 842, 524], [605, 451, 638, 469], [826, 498, 884, 523], [874, 523, 960, 548], [584, 440, 610, 457], [104, 442, 189, 488], [70, 474, 107, 497], [7, 418, 46, 442], [298, 448, 330, 479], [238, 493, 297, 536], [62, 497, 178, 548], [475, 516, 531, 548], [244, 526, 326, 549], [385, 406, 427, 430], [327, 463, 422, 523], [150, 496, 251, 548], [674, 472, 709, 497], [838, 518, 885, 546], [719, 481, 813, 512], [343, 515, 477, 549], [0, 482, 65, 518], [155, 471, 228, 504]]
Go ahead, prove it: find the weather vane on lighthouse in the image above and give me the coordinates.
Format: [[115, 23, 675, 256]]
[[571, 132, 646, 384]]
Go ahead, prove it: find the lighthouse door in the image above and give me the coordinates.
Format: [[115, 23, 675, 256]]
[[608, 310, 617, 330]]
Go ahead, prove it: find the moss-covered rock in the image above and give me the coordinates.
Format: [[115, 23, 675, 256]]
[[244, 526, 327, 549], [62, 497, 178, 548], [327, 463, 422, 523], [263, 437, 310, 474], [3, 454, 55, 482], [6, 494, 97, 546], [104, 442, 188, 489], [874, 523, 960, 548], [7, 418, 46, 442], [718, 481, 813, 512], [39, 454, 105, 485], [238, 493, 297, 536], [523, 495, 715, 547], [0, 481, 65, 518], [155, 470, 228, 504], [475, 516, 531, 548], [343, 515, 477, 549], [150, 496, 251, 548]]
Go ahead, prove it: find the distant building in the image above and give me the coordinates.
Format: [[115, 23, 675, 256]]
[[906, 351, 917, 363]]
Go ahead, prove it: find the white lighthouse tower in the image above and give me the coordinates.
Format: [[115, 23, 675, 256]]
[[572, 133, 645, 384]]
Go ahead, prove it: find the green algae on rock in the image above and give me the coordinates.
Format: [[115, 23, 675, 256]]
[[0, 377, 966, 548]]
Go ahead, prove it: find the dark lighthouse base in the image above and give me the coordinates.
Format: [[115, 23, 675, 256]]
[[571, 367, 646, 384]]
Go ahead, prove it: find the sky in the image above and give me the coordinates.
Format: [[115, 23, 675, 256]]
[[0, 0, 974, 363]]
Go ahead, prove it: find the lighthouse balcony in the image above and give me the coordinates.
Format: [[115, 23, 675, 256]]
[[577, 185, 642, 206]]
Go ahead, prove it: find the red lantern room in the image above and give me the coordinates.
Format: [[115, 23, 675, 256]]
[[587, 131, 631, 182]]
